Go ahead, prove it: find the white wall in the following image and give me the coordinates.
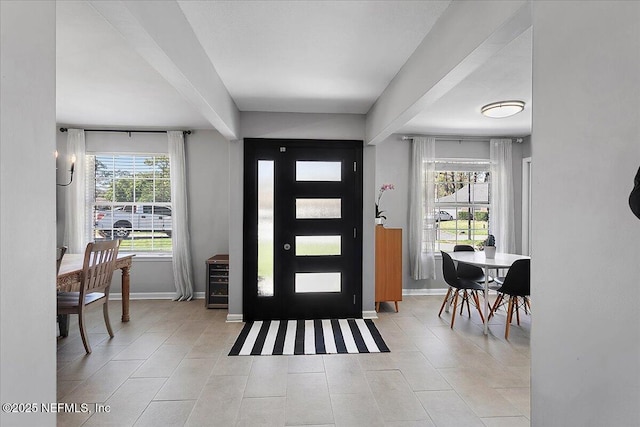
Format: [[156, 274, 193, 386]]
[[531, 2, 640, 425], [0, 1, 57, 425], [56, 129, 230, 296], [228, 112, 373, 317], [240, 112, 366, 141], [186, 130, 230, 294], [375, 134, 531, 292]]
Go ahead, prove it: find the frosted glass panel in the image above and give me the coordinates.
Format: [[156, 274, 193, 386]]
[[258, 160, 274, 297], [296, 161, 341, 181], [296, 235, 341, 256], [295, 272, 341, 293], [296, 199, 341, 219]]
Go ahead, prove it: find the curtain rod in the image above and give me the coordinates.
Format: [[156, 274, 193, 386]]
[[402, 135, 523, 143], [59, 127, 191, 136]]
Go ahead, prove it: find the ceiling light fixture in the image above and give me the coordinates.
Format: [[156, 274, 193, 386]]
[[481, 100, 525, 118]]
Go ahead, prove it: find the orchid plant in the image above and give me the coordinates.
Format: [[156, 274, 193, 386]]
[[375, 183, 395, 219]]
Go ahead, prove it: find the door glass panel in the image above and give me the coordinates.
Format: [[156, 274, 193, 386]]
[[296, 198, 341, 219], [258, 160, 274, 297], [295, 272, 341, 293], [296, 161, 342, 181], [295, 235, 341, 256]]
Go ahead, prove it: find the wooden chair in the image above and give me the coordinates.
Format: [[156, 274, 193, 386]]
[[56, 246, 69, 335], [57, 240, 120, 353], [56, 246, 68, 274]]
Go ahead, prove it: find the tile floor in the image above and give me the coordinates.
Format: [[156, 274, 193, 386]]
[[56, 295, 531, 427]]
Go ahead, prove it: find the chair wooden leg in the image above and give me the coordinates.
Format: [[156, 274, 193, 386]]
[[438, 287, 452, 317], [472, 291, 484, 323], [505, 297, 514, 340], [524, 297, 531, 313], [450, 290, 459, 329], [103, 302, 114, 338], [515, 297, 521, 325], [78, 310, 92, 354], [489, 294, 503, 320]]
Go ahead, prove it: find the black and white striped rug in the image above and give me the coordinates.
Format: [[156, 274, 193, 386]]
[[229, 319, 390, 356]]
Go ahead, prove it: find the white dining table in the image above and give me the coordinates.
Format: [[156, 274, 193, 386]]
[[447, 251, 531, 335]]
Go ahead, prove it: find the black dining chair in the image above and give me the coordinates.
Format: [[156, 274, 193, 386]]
[[488, 258, 530, 339], [453, 244, 493, 284], [453, 244, 497, 314], [439, 251, 485, 329]]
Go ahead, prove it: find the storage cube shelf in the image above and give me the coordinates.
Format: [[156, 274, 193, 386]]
[[206, 254, 229, 308]]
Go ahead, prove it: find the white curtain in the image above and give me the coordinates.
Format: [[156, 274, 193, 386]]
[[490, 138, 515, 253], [64, 129, 87, 254], [168, 131, 195, 301], [409, 136, 436, 280]]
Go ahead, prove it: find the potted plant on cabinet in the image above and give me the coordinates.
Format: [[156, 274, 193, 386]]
[[375, 183, 394, 225], [484, 234, 496, 259]]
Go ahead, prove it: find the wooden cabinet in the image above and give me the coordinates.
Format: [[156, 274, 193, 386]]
[[206, 254, 229, 308], [375, 225, 402, 312]]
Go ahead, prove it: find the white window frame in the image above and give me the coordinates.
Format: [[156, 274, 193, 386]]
[[86, 153, 173, 255], [433, 159, 491, 252]]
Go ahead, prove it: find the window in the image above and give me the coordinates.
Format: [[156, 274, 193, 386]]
[[434, 160, 490, 252], [88, 154, 172, 254]]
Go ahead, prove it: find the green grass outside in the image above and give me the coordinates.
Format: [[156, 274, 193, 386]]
[[258, 241, 274, 279], [255, 222, 489, 278], [438, 219, 489, 234], [106, 232, 172, 252], [437, 219, 488, 249], [257, 241, 340, 278]]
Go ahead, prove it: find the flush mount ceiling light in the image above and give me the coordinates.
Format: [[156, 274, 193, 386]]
[[481, 100, 525, 118]]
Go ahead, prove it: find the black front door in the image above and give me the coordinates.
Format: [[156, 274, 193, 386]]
[[243, 139, 363, 321]]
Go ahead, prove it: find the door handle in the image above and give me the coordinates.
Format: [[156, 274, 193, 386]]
[[283, 243, 291, 251]]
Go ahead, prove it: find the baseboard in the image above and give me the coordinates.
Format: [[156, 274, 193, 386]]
[[402, 288, 449, 296], [362, 310, 378, 319], [110, 292, 206, 300], [226, 313, 243, 323], [227, 312, 377, 322]]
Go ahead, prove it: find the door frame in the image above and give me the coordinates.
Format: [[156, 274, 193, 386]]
[[522, 156, 532, 256], [242, 138, 364, 321]]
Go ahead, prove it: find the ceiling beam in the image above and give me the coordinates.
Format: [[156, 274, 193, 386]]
[[365, 0, 531, 145], [89, 0, 239, 140]]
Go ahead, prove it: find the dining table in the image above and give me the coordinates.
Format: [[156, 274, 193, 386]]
[[447, 250, 530, 335], [57, 253, 135, 336]]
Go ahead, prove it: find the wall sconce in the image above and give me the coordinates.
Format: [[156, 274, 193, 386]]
[[56, 150, 75, 186]]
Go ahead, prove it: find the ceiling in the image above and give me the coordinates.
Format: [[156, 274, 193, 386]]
[[56, 0, 532, 137], [401, 27, 532, 137]]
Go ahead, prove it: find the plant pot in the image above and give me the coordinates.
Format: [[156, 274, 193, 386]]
[[484, 246, 496, 259], [375, 217, 383, 225]]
